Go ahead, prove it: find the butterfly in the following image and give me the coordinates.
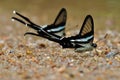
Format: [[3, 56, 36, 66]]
[[12, 8, 67, 39], [61, 15, 97, 52], [12, 8, 97, 52]]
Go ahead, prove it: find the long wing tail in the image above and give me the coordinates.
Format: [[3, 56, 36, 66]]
[[12, 11, 41, 30], [12, 9, 67, 37], [11, 10, 65, 44]]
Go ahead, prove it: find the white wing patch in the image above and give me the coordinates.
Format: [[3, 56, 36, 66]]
[[70, 35, 93, 42], [47, 26, 64, 32]]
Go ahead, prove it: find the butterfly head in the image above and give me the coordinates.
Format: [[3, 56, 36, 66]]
[[91, 43, 97, 48]]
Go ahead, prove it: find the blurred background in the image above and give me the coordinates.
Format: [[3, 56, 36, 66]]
[[0, 0, 120, 36]]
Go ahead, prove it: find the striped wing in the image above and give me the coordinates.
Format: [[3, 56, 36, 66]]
[[43, 8, 67, 37], [70, 15, 94, 44], [80, 15, 94, 37], [79, 15, 94, 42]]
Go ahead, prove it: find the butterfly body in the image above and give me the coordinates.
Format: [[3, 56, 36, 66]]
[[58, 35, 97, 52]]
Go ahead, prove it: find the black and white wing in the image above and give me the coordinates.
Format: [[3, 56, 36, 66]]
[[66, 15, 95, 52], [69, 15, 94, 44], [42, 8, 67, 37], [79, 15, 94, 43]]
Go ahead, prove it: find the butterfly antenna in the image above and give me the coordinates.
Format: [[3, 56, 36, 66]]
[[95, 33, 109, 43]]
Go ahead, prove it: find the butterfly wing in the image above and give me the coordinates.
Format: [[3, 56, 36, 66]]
[[43, 8, 67, 37], [67, 15, 95, 52], [69, 15, 94, 45], [79, 15, 94, 42]]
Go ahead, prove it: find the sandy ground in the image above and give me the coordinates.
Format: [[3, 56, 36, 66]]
[[0, 1, 120, 80], [0, 24, 120, 80]]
